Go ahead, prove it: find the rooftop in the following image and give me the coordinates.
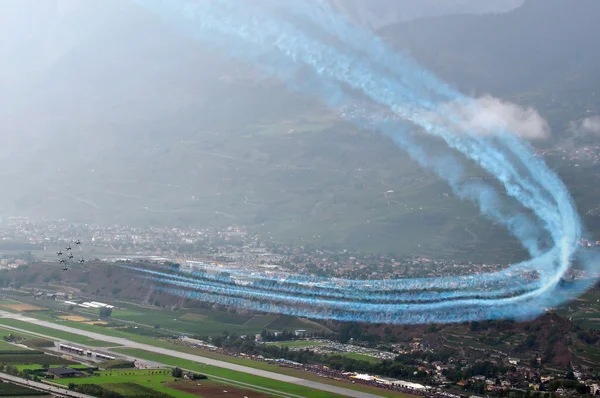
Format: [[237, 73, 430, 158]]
[[47, 367, 84, 377]]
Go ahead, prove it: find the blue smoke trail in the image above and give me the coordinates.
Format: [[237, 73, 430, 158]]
[[118, 264, 568, 324], [144, 0, 566, 257], [128, 0, 598, 323], [117, 264, 539, 304]]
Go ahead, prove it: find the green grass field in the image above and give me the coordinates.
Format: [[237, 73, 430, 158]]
[[112, 301, 330, 334], [262, 315, 327, 332], [0, 318, 114, 347], [114, 348, 414, 398], [111, 349, 347, 398], [54, 369, 198, 398], [0, 339, 25, 350], [0, 301, 416, 398], [102, 382, 172, 397], [340, 352, 381, 364], [4, 295, 330, 347], [0, 327, 42, 341], [0, 352, 74, 366], [242, 315, 281, 329], [15, 363, 93, 371], [268, 340, 328, 348], [110, 309, 144, 317], [0, 313, 409, 398]]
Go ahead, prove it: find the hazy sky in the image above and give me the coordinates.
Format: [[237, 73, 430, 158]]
[[328, 0, 525, 29], [0, 0, 595, 229]]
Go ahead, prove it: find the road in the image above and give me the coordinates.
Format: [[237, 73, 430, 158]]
[[0, 371, 95, 398], [0, 311, 385, 398]]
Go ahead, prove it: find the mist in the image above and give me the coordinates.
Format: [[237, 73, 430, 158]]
[[578, 116, 600, 135], [0, 0, 599, 262], [432, 95, 550, 140]]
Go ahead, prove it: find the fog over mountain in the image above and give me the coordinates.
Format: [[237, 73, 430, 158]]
[[1, 0, 599, 258]]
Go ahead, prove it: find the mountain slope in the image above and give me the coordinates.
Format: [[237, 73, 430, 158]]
[[1, 0, 599, 260], [380, 0, 600, 99]]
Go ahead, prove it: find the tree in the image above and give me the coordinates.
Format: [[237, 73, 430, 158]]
[[68, 383, 76, 390], [566, 370, 575, 380], [99, 307, 113, 318], [576, 383, 590, 394], [172, 367, 183, 378], [212, 336, 223, 347]]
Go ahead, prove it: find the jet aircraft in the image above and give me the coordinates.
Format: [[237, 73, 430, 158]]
[[57, 250, 63, 256]]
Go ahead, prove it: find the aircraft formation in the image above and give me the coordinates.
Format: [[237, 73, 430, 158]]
[[57, 239, 85, 271]]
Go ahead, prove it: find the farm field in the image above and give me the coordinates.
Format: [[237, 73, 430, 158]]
[[112, 301, 331, 335], [2, 295, 332, 348], [242, 315, 281, 329], [56, 369, 284, 398], [0, 303, 46, 312], [111, 349, 346, 398], [0, 312, 409, 398], [555, 289, 600, 330], [0, 313, 403, 398], [0, 351, 75, 366], [114, 348, 415, 398], [58, 315, 88, 322], [27, 311, 164, 343], [165, 380, 275, 398], [54, 369, 199, 398], [20, 302, 321, 343]]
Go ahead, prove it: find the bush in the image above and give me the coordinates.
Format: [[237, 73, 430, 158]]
[[74, 384, 124, 398], [24, 339, 54, 348], [101, 360, 135, 369], [185, 372, 207, 380]]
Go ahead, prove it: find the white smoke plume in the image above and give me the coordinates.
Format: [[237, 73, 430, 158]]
[[431, 95, 550, 140]]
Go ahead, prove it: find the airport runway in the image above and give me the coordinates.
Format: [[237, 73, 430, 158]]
[[0, 311, 385, 398]]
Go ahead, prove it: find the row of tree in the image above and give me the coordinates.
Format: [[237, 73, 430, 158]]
[[0, 363, 43, 382], [259, 329, 332, 342]]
